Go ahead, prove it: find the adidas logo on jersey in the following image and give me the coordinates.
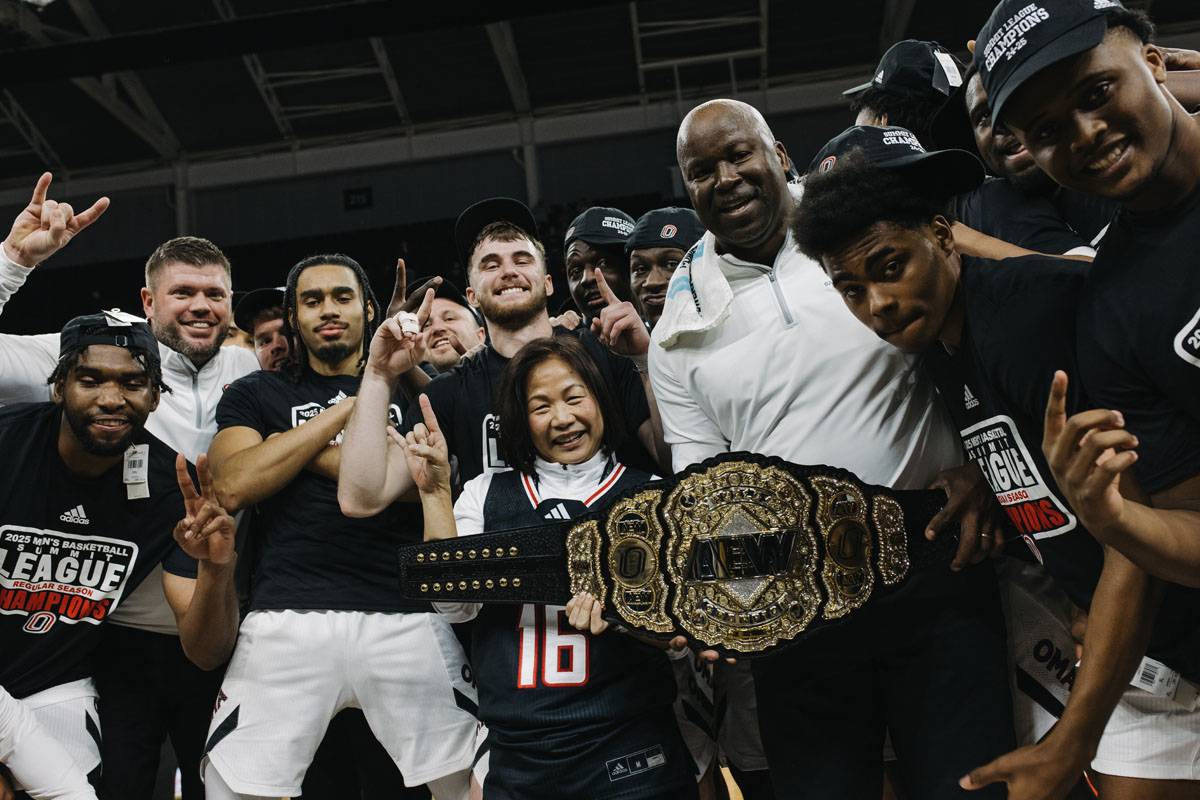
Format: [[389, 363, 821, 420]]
[[963, 385, 980, 410], [544, 502, 571, 521], [59, 505, 90, 525], [328, 390, 349, 405], [610, 762, 629, 777]]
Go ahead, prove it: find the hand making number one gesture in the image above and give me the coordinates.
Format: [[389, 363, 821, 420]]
[[590, 271, 650, 359], [3, 172, 109, 268], [173, 454, 236, 565], [1041, 370, 1137, 535], [392, 393, 452, 495]]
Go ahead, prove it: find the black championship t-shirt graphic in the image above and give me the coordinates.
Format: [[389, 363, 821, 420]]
[[961, 415, 1076, 540], [0, 524, 137, 632], [216, 368, 427, 613]]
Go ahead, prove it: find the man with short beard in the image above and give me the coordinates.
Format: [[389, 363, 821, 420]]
[[343, 197, 662, 486], [202, 254, 476, 800], [0, 173, 257, 800], [0, 313, 238, 797]]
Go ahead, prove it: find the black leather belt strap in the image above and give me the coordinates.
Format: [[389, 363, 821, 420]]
[[398, 452, 959, 657]]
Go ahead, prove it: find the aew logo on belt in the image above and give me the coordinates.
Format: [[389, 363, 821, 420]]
[[960, 415, 1076, 540], [0, 524, 137, 634]]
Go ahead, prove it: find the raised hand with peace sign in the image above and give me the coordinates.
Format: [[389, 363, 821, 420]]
[[3, 172, 109, 268], [173, 453, 236, 565]]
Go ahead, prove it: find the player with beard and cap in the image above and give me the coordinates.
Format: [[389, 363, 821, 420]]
[[0, 312, 239, 797], [339, 197, 664, 504], [200, 254, 476, 800], [625, 207, 705, 330], [0, 175, 257, 800], [795, 123, 1200, 800], [651, 98, 1016, 799], [564, 207, 636, 326]]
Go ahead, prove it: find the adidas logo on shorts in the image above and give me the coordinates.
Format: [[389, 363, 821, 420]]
[[60, 505, 90, 525]]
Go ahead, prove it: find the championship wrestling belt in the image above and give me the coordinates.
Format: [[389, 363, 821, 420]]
[[398, 452, 958, 657]]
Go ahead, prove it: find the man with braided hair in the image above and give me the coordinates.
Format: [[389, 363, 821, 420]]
[[201, 255, 476, 800]]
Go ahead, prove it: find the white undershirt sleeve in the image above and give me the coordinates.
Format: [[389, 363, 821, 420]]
[[0, 249, 59, 404], [430, 474, 492, 623]]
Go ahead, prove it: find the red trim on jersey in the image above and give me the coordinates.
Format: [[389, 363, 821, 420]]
[[584, 463, 626, 506], [521, 473, 540, 508]]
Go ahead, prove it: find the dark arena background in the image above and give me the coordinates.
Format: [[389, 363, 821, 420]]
[[0, 0, 1195, 327]]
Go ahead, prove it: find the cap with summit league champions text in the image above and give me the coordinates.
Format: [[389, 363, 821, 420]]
[[564, 207, 635, 249], [976, 0, 1124, 125]]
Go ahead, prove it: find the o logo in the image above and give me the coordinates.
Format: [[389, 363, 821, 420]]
[[819, 156, 837, 173], [24, 611, 56, 634], [660, 224, 678, 238]]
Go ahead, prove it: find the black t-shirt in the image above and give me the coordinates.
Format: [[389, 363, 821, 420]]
[[216, 367, 428, 613], [0, 403, 196, 699], [1078, 184, 1200, 495], [1053, 188, 1119, 250], [926, 255, 1200, 679], [955, 178, 1091, 255], [403, 328, 654, 483]]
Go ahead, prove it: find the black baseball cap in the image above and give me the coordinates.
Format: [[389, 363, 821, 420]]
[[977, 0, 1123, 125], [60, 310, 160, 369], [564, 207, 635, 250], [454, 197, 539, 269], [233, 286, 285, 333], [810, 125, 985, 196], [626, 207, 706, 255], [843, 40, 965, 100]]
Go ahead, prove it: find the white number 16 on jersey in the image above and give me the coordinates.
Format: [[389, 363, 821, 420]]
[[516, 604, 590, 688]]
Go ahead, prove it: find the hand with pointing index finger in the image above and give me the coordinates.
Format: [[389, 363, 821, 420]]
[[4, 172, 109, 268], [402, 393, 452, 495], [1041, 370, 1137, 537], [173, 454, 235, 565], [590, 271, 650, 358]]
